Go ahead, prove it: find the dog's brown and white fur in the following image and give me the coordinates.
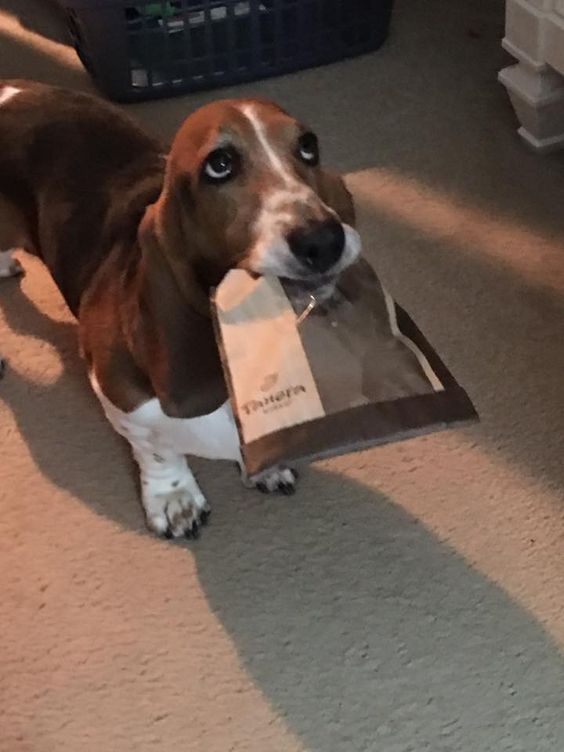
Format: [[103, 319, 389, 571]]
[[0, 80, 360, 538]]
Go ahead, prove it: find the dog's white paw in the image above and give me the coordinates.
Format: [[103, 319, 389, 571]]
[[0, 251, 24, 279], [244, 465, 298, 496], [143, 487, 211, 539]]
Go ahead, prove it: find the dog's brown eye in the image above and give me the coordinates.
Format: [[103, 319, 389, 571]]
[[203, 147, 238, 183], [297, 132, 319, 166]]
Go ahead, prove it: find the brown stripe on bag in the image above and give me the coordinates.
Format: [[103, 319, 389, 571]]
[[242, 385, 477, 476]]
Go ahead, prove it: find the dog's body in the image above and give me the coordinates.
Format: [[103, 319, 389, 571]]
[[0, 80, 360, 538]]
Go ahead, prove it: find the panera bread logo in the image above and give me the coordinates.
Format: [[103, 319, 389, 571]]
[[261, 373, 279, 392], [241, 375, 307, 416]]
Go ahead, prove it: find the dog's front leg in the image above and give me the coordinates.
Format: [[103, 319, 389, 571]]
[[90, 382, 212, 538], [132, 445, 210, 539]]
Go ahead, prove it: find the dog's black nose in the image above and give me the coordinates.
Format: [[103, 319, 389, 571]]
[[287, 219, 345, 274]]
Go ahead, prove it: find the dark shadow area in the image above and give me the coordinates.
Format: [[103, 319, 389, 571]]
[[0, 276, 142, 531], [193, 467, 564, 751], [0, 0, 70, 44], [0, 2, 94, 92]]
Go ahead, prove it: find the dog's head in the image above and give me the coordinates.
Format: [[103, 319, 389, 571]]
[[158, 98, 361, 290]]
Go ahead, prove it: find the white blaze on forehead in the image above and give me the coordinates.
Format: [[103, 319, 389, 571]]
[[0, 86, 22, 106], [237, 102, 313, 276], [238, 103, 296, 184]]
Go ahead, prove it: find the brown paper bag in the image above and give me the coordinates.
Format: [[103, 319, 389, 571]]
[[212, 258, 477, 476]]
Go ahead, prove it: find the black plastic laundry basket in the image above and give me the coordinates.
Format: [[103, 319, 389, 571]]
[[61, 0, 393, 102]]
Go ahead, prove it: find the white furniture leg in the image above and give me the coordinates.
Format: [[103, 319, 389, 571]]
[[500, 0, 564, 152]]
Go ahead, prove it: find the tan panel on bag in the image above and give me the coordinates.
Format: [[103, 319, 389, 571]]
[[215, 271, 325, 443]]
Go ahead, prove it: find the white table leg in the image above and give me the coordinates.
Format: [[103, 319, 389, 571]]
[[500, 0, 564, 152]]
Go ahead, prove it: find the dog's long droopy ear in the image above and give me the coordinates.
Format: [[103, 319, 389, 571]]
[[316, 171, 356, 227], [137, 171, 211, 315]]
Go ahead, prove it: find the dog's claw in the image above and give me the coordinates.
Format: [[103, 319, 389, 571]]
[[279, 482, 296, 496], [145, 482, 210, 541], [183, 520, 200, 539], [200, 509, 211, 526]]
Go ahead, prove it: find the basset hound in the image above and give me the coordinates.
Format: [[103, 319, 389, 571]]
[[0, 80, 360, 539]]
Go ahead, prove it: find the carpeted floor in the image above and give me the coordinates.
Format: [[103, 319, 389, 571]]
[[1, 1, 564, 750]]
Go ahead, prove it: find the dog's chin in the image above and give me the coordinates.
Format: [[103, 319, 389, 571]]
[[281, 276, 338, 311], [281, 251, 360, 296], [245, 263, 339, 298], [281, 270, 337, 291]]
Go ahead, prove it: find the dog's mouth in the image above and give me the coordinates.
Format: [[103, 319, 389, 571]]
[[282, 274, 339, 309], [238, 264, 339, 315]]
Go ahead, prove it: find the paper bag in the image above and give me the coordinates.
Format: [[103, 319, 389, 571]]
[[212, 258, 477, 476]]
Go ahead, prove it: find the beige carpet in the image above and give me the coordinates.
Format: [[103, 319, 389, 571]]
[[1, 1, 564, 750]]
